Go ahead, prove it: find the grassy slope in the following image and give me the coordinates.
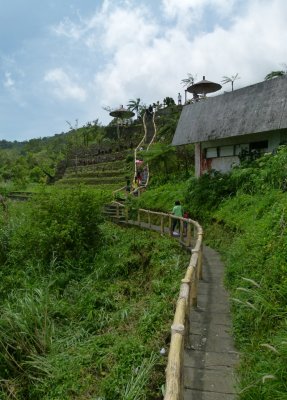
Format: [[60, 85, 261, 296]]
[[2, 143, 287, 400], [0, 197, 189, 400], [136, 149, 287, 400]]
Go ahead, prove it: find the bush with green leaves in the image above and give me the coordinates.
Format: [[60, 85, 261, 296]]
[[8, 188, 110, 265], [0, 218, 188, 399]]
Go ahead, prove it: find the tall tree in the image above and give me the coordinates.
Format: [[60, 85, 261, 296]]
[[221, 73, 240, 92], [163, 97, 175, 107], [127, 98, 142, 119], [181, 73, 197, 88], [264, 70, 286, 80]]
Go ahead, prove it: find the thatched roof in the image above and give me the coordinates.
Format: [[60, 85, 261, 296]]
[[172, 76, 287, 145]]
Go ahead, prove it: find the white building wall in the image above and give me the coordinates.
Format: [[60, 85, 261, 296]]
[[211, 156, 239, 173], [198, 131, 281, 175]]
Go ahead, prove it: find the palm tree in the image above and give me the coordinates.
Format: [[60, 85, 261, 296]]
[[141, 143, 177, 178], [181, 73, 197, 88], [264, 70, 286, 80], [221, 73, 240, 92], [127, 98, 142, 119]]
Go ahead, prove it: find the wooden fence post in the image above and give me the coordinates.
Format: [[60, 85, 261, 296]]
[[198, 239, 203, 280], [148, 211, 151, 228], [180, 219, 184, 242], [187, 222, 192, 247], [160, 214, 164, 234], [169, 215, 173, 236], [191, 252, 198, 307]]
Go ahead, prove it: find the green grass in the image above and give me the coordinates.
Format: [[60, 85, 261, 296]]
[[203, 190, 287, 399], [0, 199, 189, 399]]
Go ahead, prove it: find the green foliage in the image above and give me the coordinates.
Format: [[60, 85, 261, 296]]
[[183, 146, 287, 222], [0, 216, 188, 399], [163, 97, 175, 106], [0, 288, 54, 395], [6, 188, 110, 265], [137, 146, 287, 399], [196, 150, 287, 399], [131, 182, 188, 213], [264, 70, 286, 80], [140, 143, 181, 184], [185, 171, 237, 221]]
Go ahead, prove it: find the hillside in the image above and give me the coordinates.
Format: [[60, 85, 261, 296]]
[[136, 146, 287, 399], [1, 106, 286, 398], [0, 189, 189, 399]]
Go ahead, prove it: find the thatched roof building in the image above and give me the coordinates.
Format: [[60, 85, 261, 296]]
[[172, 76, 287, 175]]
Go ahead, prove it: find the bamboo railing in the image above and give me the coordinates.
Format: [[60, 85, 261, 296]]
[[113, 108, 159, 199], [112, 111, 148, 199], [111, 202, 203, 399]]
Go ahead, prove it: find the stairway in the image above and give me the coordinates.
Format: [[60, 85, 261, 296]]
[[102, 202, 126, 222]]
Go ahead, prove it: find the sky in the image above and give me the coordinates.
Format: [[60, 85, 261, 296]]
[[0, 0, 287, 142]]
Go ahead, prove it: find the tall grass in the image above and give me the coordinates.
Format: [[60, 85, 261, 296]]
[[0, 288, 54, 396], [197, 149, 287, 399], [0, 198, 188, 399]]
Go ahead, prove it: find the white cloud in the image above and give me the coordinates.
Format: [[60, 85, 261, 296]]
[[3, 72, 15, 88], [100, 7, 158, 51], [162, 0, 237, 28], [52, 16, 86, 40], [2, 0, 287, 140], [184, 0, 287, 86], [44, 68, 87, 101], [92, 0, 287, 112]]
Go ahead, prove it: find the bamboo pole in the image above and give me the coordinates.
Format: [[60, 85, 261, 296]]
[[165, 298, 186, 400], [164, 332, 184, 400], [187, 222, 192, 247], [160, 214, 164, 234], [190, 260, 198, 307], [169, 215, 173, 236], [180, 219, 184, 242], [116, 203, 119, 219], [106, 203, 204, 400], [198, 241, 203, 280]]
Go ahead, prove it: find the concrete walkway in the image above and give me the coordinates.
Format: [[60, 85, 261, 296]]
[[118, 219, 239, 398], [184, 245, 239, 399]]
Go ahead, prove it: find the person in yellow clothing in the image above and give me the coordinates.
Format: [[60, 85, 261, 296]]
[[172, 200, 183, 235], [131, 178, 139, 196]]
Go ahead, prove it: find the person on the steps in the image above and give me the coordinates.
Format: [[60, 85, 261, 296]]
[[142, 167, 148, 183], [136, 171, 142, 186], [171, 200, 183, 235], [132, 178, 139, 195]]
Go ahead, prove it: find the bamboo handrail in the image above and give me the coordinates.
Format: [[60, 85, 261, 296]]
[[109, 203, 203, 398], [113, 108, 159, 199]]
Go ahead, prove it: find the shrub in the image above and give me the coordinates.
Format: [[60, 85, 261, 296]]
[[8, 188, 110, 265]]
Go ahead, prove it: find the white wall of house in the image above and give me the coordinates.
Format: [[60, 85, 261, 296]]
[[195, 131, 284, 176]]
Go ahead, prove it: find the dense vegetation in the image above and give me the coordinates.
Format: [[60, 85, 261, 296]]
[[0, 188, 189, 399], [1, 102, 286, 399], [137, 146, 287, 400]]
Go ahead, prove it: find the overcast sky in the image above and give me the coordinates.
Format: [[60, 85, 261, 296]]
[[0, 0, 286, 141]]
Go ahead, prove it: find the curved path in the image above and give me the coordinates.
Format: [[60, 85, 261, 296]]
[[184, 245, 239, 399], [115, 217, 239, 398]]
